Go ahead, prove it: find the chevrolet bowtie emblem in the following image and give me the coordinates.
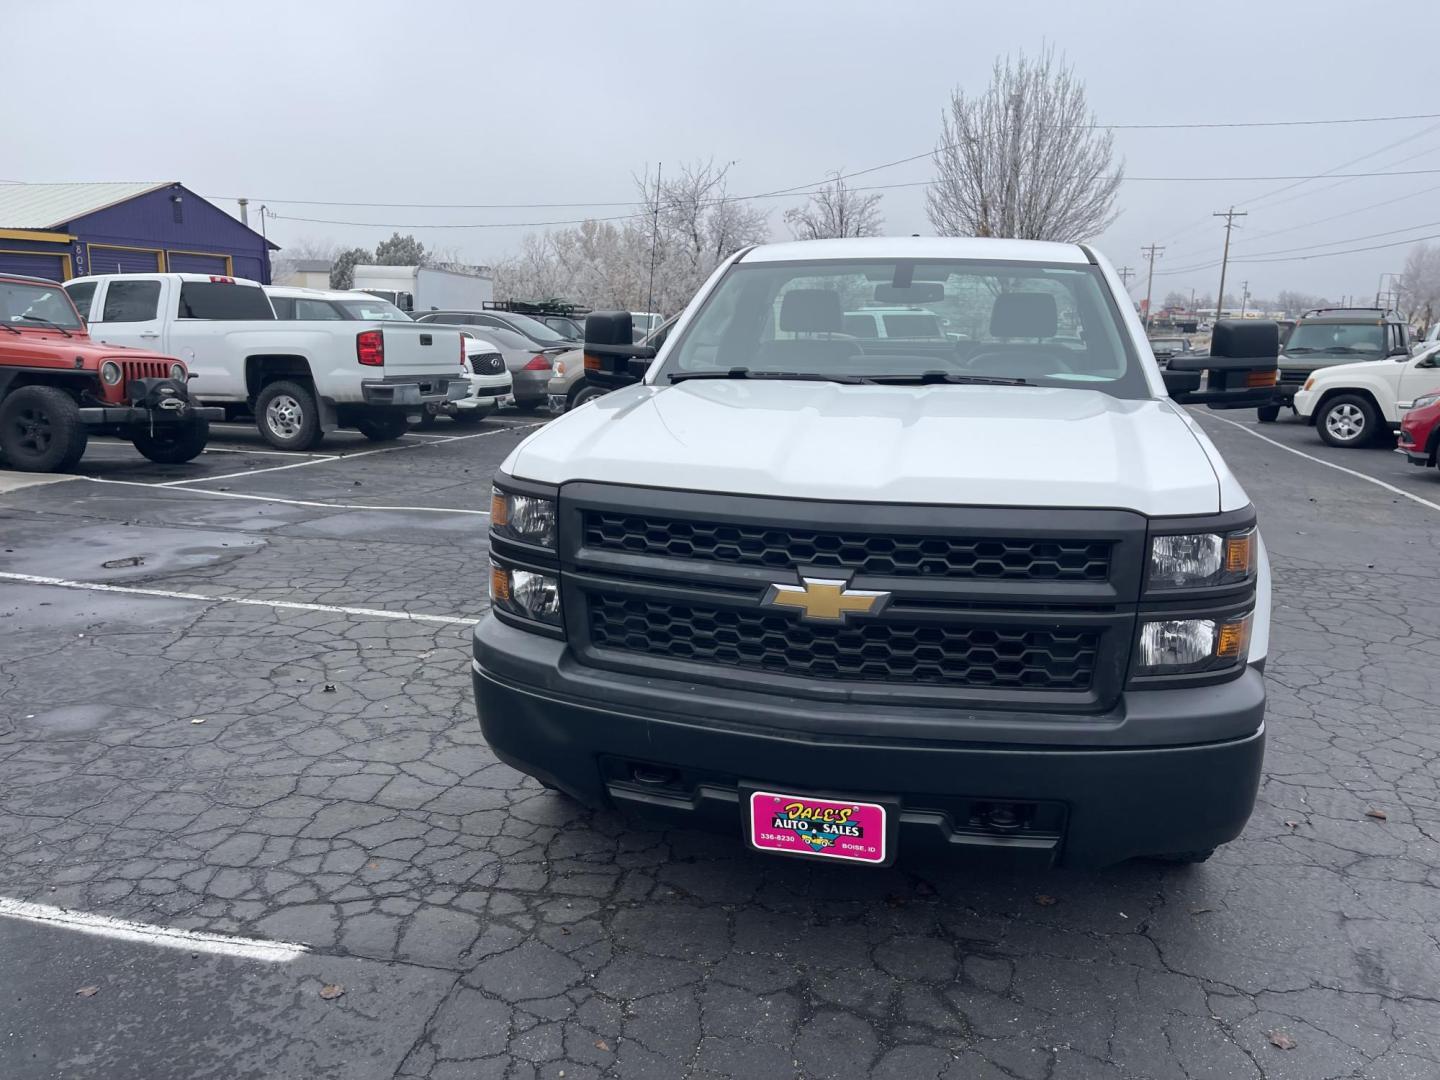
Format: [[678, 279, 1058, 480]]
[[763, 576, 891, 622]]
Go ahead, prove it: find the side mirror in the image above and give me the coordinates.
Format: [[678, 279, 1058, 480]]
[[398, 291, 414, 312], [584, 311, 658, 389], [1166, 319, 1279, 410]]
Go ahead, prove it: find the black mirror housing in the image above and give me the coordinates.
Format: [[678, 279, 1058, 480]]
[[1166, 319, 1279, 410], [584, 311, 658, 388]]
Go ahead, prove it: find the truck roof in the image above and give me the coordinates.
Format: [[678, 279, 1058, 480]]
[[738, 236, 1090, 265], [0, 272, 64, 287], [263, 285, 389, 302], [67, 272, 263, 286]]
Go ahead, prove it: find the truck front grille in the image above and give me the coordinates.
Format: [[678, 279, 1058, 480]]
[[1279, 370, 1309, 385], [583, 511, 1112, 582], [586, 592, 1100, 690]]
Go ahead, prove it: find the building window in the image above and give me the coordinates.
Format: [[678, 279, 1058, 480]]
[[172, 194, 184, 224]]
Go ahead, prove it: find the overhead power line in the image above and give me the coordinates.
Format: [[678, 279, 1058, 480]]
[[202, 112, 1440, 213], [266, 168, 1440, 230]]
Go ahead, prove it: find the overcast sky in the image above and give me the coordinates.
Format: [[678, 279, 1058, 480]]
[[7, 0, 1438, 305]]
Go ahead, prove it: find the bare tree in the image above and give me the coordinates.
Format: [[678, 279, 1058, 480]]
[[1161, 291, 1191, 310], [926, 49, 1123, 242], [271, 236, 340, 285], [1398, 242, 1440, 333], [784, 174, 884, 240]]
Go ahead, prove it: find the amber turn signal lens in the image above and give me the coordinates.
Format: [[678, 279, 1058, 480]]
[[1216, 613, 1253, 660], [583, 352, 602, 372], [490, 490, 507, 526], [489, 564, 511, 604], [1246, 370, 1278, 387], [1224, 531, 1254, 575]]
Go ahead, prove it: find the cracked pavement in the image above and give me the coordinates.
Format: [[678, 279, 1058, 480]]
[[0, 412, 1438, 1079]]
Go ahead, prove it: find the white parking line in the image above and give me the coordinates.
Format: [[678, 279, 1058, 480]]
[[1201, 412, 1440, 514], [0, 571, 481, 626], [0, 897, 308, 963], [80, 476, 489, 515], [158, 423, 541, 488]]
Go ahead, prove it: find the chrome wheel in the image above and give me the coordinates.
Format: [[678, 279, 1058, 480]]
[[264, 394, 303, 440], [1324, 402, 1366, 443]]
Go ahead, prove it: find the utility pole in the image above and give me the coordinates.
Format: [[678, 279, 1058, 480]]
[[645, 162, 662, 322], [1213, 206, 1247, 320], [1141, 244, 1165, 330], [1116, 265, 1135, 290], [1239, 280, 1250, 318]]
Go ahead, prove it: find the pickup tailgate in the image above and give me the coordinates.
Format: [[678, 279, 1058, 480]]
[[369, 322, 465, 376]]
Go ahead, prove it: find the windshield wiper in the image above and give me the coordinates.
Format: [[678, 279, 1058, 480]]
[[1319, 346, 1368, 355], [669, 368, 865, 384], [20, 314, 72, 338], [0, 322, 20, 335], [1283, 346, 1315, 354], [860, 371, 1030, 386]]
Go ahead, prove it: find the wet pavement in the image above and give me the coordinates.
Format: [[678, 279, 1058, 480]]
[[1, 409, 1438, 1079]]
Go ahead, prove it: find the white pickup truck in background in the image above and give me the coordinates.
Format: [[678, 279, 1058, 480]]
[[63, 273, 467, 449]]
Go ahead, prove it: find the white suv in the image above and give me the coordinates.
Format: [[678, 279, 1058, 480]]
[[1293, 341, 1440, 447]]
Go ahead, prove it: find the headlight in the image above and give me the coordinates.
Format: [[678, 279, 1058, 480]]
[[1302, 377, 1314, 391], [1148, 528, 1255, 590], [554, 359, 566, 377], [169, 362, 186, 381], [1410, 392, 1440, 411], [1136, 611, 1252, 675], [100, 361, 122, 385], [490, 489, 556, 548], [490, 562, 561, 626]]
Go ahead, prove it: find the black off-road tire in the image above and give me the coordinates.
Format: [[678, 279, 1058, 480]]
[[255, 380, 324, 451], [449, 408, 488, 426], [1256, 404, 1280, 423], [1316, 393, 1380, 448], [354, 412, 411, 442], [131, 417, 210, 464], [0, 385, 89, 472]]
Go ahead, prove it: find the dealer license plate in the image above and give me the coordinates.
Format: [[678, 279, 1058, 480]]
[[747, 790, 889, 865]]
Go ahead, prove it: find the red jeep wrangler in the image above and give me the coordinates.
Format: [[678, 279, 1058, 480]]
[[0, 273, 220, 472]]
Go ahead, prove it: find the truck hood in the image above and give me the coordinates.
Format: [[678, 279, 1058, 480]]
[[507, 381, 1223, 515]]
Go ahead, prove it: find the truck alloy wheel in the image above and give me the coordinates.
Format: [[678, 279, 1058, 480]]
[[0, 385, 89, 472], [1318, 395, 1378, 448], [255, 380, 323, 451]]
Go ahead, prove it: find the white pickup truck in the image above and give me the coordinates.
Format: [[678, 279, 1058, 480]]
[[63, 273, 467, 449], [474, 236, 1280, 869]]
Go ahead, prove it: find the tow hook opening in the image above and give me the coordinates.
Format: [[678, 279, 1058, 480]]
[[631, 764, 680, 787], [975, 801, 1032, 833]]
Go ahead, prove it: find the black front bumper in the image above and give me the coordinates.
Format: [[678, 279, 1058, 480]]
[[472, 617, 1266, 868], [79, 405, 224, 425]]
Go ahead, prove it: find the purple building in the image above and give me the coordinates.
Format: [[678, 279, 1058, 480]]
[[0, 181, 276, 283]]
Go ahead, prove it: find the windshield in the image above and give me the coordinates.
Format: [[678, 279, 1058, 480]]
[[661, 259, 1145, 396], [500, 312, 568, 343], [1, 280, 83, 329], [336, 298, 412, 321], [1285, 321, 1385, 356]]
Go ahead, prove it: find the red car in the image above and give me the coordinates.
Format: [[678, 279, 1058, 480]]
[[0, 273, 220, 471], [1398, 392, 1440, 470]]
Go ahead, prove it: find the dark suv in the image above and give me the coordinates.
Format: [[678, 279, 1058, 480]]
[[1263, 307, 1410, 421]]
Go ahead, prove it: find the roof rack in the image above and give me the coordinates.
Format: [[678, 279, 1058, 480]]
[[483, 298, 591, 318], [1300, 306, 1399, 319]]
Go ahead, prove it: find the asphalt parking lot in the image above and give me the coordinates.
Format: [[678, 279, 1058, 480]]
[[1, 408, 1438, 1080]]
